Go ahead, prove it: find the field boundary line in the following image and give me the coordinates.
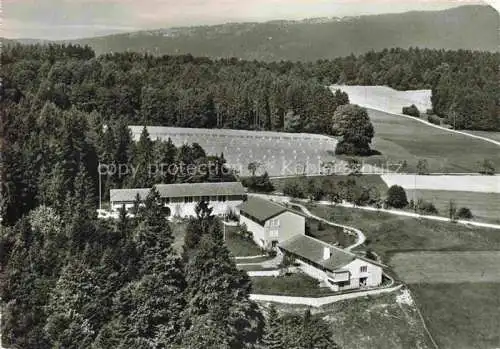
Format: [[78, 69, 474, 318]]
[[365, 107, 500, 147], [407, 288, 440, 349]]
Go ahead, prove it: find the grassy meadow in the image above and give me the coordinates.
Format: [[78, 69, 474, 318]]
[[410, 283, 500, 349], [306, 204, 500, 262], [362, 109, 500, 173], [405, 189, 500, 224]]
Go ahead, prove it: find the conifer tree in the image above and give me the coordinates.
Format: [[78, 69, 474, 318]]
[[183, 227, 264, 348], [262, 304, 284, 349]]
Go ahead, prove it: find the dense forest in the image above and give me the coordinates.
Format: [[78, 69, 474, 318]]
[[324, 48, 499, 130], [68, 5, 498, 60], [1, 33, 498, 348], [2, 43, 498, 134], [1, 189, 338, 348]]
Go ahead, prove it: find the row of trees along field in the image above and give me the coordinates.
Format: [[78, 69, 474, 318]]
[[3, 44, 499, 132], [1, 191, 338, 348]]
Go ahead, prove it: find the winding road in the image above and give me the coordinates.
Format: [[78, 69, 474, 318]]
[[250, 193, 500, 231], [285, 201, 366, 251], [248, 193, 367, 250]]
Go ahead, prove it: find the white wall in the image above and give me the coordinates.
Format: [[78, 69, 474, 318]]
[[112, 199, 243, 219], [296, 259, 329, 281], [266, 211, 305, 244], [240, 215, 266, 248], [293, 257, 382, 292], [344, 258, 383, 287], [168, 200, 242, 218], [241, 211, 305, 249]]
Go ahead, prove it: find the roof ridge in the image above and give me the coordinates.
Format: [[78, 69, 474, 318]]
[[302, 234, 356, 257]]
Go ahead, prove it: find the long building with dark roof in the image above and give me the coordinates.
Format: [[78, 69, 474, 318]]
[[279, 235, 383, 292], [238, 196, 306, 249], [110, 181, 246, 218], [239, 196, 383, 292]]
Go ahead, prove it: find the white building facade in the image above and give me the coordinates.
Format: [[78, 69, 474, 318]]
[[238, 197, 305, 249], [110, 182, 247, 218], [279, 235, 383, 292]]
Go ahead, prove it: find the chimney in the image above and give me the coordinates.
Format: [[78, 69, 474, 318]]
[[323, 247, 331, 260]]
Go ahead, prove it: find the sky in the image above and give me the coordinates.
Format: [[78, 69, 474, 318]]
[[1, 0, 493, 40]]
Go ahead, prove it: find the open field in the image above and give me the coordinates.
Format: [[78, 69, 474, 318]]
[[270, 288, 434, 349], [363, 109, 500, 173], [390, 251, 500, 284], [405, 189, 500, 224], [464, 130, 500, 142], [306, 204, 500, 262], [331, 85, 432, 114], [130, 125, 339, 176], [382, 174, 500, 193], [411, 283, 500, 349]]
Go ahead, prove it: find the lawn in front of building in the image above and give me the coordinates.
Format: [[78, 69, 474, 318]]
[[224, 224, 264, 257], [250, 273, 337, 297], [305, 216, 357, 248]]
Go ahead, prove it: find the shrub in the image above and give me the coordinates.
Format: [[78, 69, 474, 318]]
[[478, 159, 495, 175], [416, 159, 430, 175], [386, 185, 408, 208], [402, 104, 420, 118], [237, 223, 253, 240], [317, 221, 325, 231], [225, 209, 239, 222], [242, 172, 275, 192], [283, 180, 306, 198], [456, 207, 473, 219], [416, 199, 439, 215], [365, 249, 378, 261], [427, 114, 442, 126]]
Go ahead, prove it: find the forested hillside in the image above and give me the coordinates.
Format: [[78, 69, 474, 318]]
[[2, 43, 498, 133], [68, 5, 499, 61], [322, 48, 500, 131], [1, 44, 340, 348]]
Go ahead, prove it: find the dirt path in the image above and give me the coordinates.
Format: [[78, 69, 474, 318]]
[[286, 201, 366, 251]]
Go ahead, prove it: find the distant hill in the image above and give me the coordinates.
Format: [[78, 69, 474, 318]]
[[61, 5, 499, 61]]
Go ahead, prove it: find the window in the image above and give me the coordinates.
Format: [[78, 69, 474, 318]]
[[360, 266, 368, 273]]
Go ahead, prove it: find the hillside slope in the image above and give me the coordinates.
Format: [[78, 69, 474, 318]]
[[67, 5, 498, 61]]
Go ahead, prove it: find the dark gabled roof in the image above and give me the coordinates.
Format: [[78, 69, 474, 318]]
[[279, 235, 356, 272], [238, 196, 288, 223], [110, 188, 151, 203], [155, 182, 245, 198]]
